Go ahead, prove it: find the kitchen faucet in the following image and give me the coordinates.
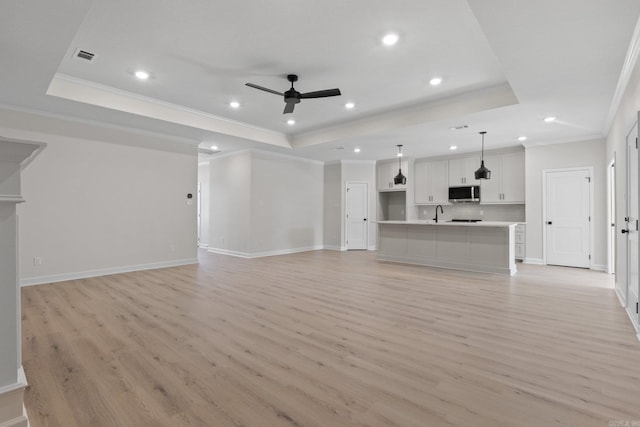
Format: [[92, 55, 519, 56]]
[[434, 205, 444, 223]]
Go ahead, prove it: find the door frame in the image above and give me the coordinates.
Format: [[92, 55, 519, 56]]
[[608, 156, 616, 275], [542, 166, 594, 268], [624, 118, 640, 328], [345, 181, 369, 250]]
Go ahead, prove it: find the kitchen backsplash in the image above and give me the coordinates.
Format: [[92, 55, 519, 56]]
[[417, 204, 525, 222]]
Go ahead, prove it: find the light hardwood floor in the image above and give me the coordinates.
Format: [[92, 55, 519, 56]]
[[21, 250, 640, 427]]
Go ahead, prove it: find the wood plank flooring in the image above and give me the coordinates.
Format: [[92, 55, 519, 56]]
[[21, 250, 640, 427]]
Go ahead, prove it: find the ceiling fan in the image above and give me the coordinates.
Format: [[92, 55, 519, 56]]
[[245, 74, 341, 114]]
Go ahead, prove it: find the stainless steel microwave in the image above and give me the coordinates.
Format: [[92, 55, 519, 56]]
[[448, 185, 480, 203]]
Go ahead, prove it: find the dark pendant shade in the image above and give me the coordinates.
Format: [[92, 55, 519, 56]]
[[474, 131, 491, 180], [394, 144, 407, 185], [475, 161, 491, 180], [394, 170, 407, 185]]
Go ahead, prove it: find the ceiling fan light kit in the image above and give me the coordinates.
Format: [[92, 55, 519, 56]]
[[474, 131, 491, 180], [394, 144, 407, 185], [246, 74, 341, 114]]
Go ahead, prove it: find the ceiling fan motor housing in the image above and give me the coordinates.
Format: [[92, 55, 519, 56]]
[[284, 89, 301, 104]]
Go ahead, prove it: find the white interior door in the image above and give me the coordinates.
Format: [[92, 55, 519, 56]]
[[626, 121, 639, 323], [346, 182, 368, 250], [545, 169, 591, 268]]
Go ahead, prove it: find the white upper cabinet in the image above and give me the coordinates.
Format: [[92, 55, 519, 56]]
[[377, 159, 408, 191], [414, 160, 449, 204], [480, 151, 525, 204], [448, 156, 481, 186]]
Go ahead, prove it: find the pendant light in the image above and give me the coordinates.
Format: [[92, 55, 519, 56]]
[[474, 131, 491, 180], [394, 144, 407, 185]]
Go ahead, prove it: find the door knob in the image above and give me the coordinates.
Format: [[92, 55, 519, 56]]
[[546, 221, 552, 225], [363, 218, 367, 221], [622, 229, 629, 234]]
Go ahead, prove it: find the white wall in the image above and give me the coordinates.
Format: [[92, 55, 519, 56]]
[[208, 150, 323, 257], [198, 161, 210, 248], [323, 162, 342, 249], [16, 134, 198, 283], [0, 109, 199, 285], [605, 42, 640, 301], [525, 139, 607, 267], [249, 150, 323, 254], [208, 151, 251, 254]]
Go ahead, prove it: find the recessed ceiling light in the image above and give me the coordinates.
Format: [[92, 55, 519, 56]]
[[544, 116, 556, 123], [229, 101, 240, 109], [354, 148, 361, 153], [382, 33, 399, 46], [449, 145, 457, 150], [430, 77, 443, 86], [211, 145, 218, 150], [287, 119, 296, 125], [345, 102, 355, 109], [518, 136, 527, 141], [134, 70, 149, 80]]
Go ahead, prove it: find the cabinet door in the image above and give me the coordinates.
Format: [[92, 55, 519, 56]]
[[501, 151, 525, 203], [450, 157, 481, 185], [462, 156, 481, 185], [414, 161, 430, 204], [430, 160, 449, 203], [480, 154, 502, 203], [448, 159, 464, 185], [377, 162, 392, 190]]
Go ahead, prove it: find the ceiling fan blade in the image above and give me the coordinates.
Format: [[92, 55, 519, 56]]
[[300, 88, 341, 99], [245, 83, 284, 96], [283, 102, 295, 114]]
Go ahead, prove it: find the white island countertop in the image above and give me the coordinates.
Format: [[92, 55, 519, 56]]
[[376, 220, 519, 227]]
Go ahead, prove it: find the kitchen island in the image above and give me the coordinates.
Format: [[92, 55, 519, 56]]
[[377, 221, 518, 275]]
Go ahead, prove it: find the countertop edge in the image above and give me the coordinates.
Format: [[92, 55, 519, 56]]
[[375, 221, 519, 227]]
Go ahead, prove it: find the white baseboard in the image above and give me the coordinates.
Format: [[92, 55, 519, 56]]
[[615, 287, 640, 340], [624, 305, 640, 336], [0, 367, 29, 427], [197, 243, 209, 249], [323, 245, 347, 251], [592, 264, 607, 271], [207, 248, 252, 258], [615, 286, 627, 307], [524, 257, 544, 265], [368, 245, 377, 251], [208, 246, 324, 259], [20, 258, 198, 287]]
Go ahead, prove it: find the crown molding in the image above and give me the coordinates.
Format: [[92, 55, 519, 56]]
[[604, 15, 640, 134], [521, 134, 605, 148], [48, 74, 292, 149], [291, 83, 519, 149]]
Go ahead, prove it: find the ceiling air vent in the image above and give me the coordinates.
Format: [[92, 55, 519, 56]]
[[74, 49, 95, 62]]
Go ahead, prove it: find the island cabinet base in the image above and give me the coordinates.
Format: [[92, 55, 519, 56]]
[[378, 223, 517, 275]]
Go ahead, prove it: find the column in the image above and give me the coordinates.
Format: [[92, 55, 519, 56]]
[[0, 138, 45, 427]]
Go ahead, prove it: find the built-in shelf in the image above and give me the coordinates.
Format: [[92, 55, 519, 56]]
[[378, 191, 406, 221]]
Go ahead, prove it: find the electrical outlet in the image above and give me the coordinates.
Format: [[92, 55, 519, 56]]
[[33, 257, 42, 266]]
